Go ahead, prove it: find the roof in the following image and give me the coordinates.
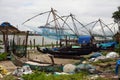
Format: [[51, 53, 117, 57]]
[[0, 22, 20, 34]]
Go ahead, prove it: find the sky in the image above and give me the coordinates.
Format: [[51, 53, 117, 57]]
[[0, 0, 120, 31]]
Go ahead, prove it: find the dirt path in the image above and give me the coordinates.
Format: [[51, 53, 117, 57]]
[[0, 61, 17, 72]]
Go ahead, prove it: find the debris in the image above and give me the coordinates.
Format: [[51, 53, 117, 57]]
[[75, 62, 96, 73], [0, 65, 9, 75], [89, 74, 99, 79], [106, 52, 119, 58], [94, 56, 106, 62], [13, 65, 32, 76], [54, 72, 69, 75], [63, 64, 76, 74], [115, 59, 120, 75], [90, 52, 102, 58], [0, 73, 3, 78], [22, 65, 32, 74]]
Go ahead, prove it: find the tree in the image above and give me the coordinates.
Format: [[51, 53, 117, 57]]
[[112, 6, 120, 32]]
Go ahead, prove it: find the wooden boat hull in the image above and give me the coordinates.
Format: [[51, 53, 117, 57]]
[[10, 53, 25, 67], [37, 45, 99, 56], [24, 61, 63, 72], [48, 48, 93, 56], [11, 53, 63, 72]]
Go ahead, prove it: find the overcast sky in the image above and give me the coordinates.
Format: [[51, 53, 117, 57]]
[[0, 0, 119, 31]]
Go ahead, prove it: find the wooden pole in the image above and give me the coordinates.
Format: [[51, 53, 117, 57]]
[[33, 39, 35, 50], [2, 32, 5, 52], [65, 35, 67, 46], [56, 40, 58, 47], [25, 31, 29, 58], [69, 36, 70, 45], [30, 40, 32, 49], [42, 37, 44, 47], [18, 38, 21, 46], [51, 42, 54, 48], [59, 39, 62, 47]]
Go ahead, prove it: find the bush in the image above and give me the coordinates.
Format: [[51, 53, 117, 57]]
[[0, 52, 7, 61]]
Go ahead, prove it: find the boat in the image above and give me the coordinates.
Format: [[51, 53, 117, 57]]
[[37, 44, 99, 56], [10, 53, 26, 67], [37, 35, 100, 57], [10, 53, 63, 72], [50, 45, 98, 55]]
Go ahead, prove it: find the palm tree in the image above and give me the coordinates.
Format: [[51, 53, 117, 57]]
[[112, 6, 120, 32]]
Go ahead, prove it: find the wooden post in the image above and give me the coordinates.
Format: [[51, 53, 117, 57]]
[[42, 37, 44, 47], [30, 40, 32, 49], [49, 55, 54, 65], [23, 40, 25, 46], [59, 39, 62, 47], [51, 42, 54, 48], [33, 39, 35, 50], [69, 36, 70, 45], [65, 35, 67, 46], [25, 31, 29, 58], [56, 40, 58, 47], [18, 37, 21, 46], [3, 32, 5, 52], [4, 27, 8, 52]]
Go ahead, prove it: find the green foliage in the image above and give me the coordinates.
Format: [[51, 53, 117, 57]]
[[0, 40, 2, 43], [0, 46, 3, 49], [112, 6, 120, 23], [115, 43, 120, 54], [2, 74, 16, 80], [0, 40, 3, 49], [22, 71, 88, 80], [0, 52, 7, 61], [22, 71, 110, 80], [101, 51, 108, 56]]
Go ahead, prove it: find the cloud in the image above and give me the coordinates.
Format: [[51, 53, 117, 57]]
[[0, 0, 119, 31]]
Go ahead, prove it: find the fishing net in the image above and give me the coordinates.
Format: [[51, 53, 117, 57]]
[[11, 32, 28, 58]]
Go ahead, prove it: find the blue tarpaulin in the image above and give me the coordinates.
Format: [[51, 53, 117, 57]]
[[78, 36, 91, 44], [115, 60, 120, 75], [0, 22, 12, 27], [99, 41, 117, 49], [90, 52, 102, 58]]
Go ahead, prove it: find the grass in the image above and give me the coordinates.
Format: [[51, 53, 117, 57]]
[[22, 71, 112, 80], [2, 74, 16, 80]]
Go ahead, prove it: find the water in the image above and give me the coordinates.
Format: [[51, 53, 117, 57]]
[[28, 35, 57, 45]]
